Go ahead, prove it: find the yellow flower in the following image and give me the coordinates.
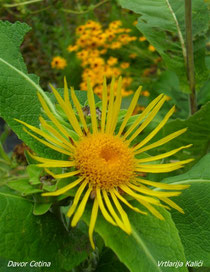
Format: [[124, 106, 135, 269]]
[[17, 77, 193, 249], [76, 25, 86, 35], [109, 42, 122, 49], [107, 57, 118, 66], [129, 53, 137, 59], [121, 62, 130, 69], [109, 20, 122, 29], [76, 50, 89, 60], [90, 57, 105, 69], [133, 20, 138, 26], [133, 105, 146, 115], [148, 45, 156, 52], [51, 56, 67, 70], [139, 36, 146, 42], [142, 90, 150, 97], [67, 45, 78, 52]]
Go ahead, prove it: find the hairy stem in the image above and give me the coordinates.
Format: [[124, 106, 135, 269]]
[[185, 0, 197, 114]]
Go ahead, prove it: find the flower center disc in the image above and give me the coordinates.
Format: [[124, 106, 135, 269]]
[[75, 133, 135, 190]]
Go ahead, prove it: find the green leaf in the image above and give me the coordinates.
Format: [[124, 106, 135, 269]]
[[0, 21, 60, 159], [95, 248, 129, 272], [33, 202, 52, 216], [6, 178, 42, 195], [0, 186, 89, 271], [27, 165, 42, 185], [160, 102, 210, 163], [154, 71, 189, 118], [83, 204, 187, 272], [163, 153, 210, 267], [119, 0, 209, 92]]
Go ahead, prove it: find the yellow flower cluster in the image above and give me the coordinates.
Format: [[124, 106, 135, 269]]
[[67, 20, 137, 97]]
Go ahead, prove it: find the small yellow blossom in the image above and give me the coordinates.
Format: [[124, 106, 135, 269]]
[[139, 36, 146, 42], [51, 56, 67, 70], [107, 57, 118, 66], [67, 45, 78, 52], [148, 45, 156, 52], [121, 62, 130, 69], [129, 53, 137, 59], [142, 90, 150, 97]]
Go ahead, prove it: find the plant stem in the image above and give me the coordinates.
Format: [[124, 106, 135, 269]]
[[3, 0, 43, 8], [62, 0, 109, 15], [185, 0, 197, 114]]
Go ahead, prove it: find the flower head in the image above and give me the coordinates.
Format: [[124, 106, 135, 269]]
[[17, 77, 192, 249], [51, 56, 67, 70]]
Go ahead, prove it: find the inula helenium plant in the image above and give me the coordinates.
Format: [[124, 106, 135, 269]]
[[16, 77, 193, 248]]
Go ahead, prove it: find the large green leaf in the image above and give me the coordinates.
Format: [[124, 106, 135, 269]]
[[83, 204, 187, 272], [0, 21, 59, 158], [159, 102, 210, 163], [163, 153, 210, 267], [119, 0, 209, 92], [0, 186, 89, 271]]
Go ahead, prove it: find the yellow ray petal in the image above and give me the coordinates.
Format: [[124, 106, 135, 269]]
[[23, 128, 72, 156], [71, 87, 89, 134], [96, 188, 116, 226], [136, 145, 192, 163], [117, 86, 142, 137], [133, 106, 175, 151], [87, 79, 98, 133], [112, 189, 147, 215], [101, 78, 108, 133], [137, 199, 164, 220], [110, 191, 132, 234], [105, 77, 115, 133], [67, 180, 88, 217], [71, 186, 92, 227], [123, 94, 164, 139], [37, 92, 70, 139], [50, 83, 83, 137], [126, 95, 167, 144], [39, 117, 74, 150], [120, 185, 160, 205], [89, 198, 99, 249], [136, 159, 194, 173], [160, 197, 184, 213], [135, 128, 187, 155], [45, 168, 80, 179], [128, 183, 181, 197], [136, 164, 184, 173], [16, 119, 72, 151], [102, 190, 128, 232], [42, 176, 83, 196], [110, 77, 123, 134], [135, 178, 190, 190], [29, 152, 75, 167]]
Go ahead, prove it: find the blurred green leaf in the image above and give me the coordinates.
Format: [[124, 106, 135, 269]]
[[83, 204, 187, 272], [119, 0, 209, 92], [164, 153, 210, 267], [0, 186, 89, 271]]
